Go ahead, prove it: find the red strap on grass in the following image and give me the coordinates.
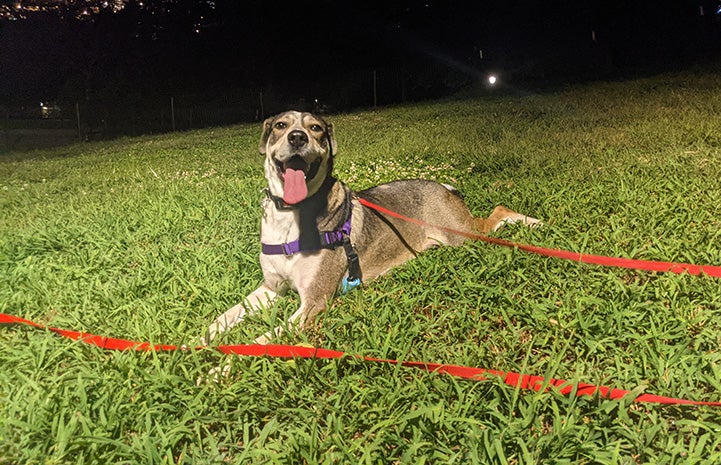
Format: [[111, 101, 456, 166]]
[[2, 312, 719, 407], [357, 198, 721, 278]]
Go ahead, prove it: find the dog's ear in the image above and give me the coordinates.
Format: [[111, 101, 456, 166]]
[[325, 123, 338, 156], [258, 116, 275, 154]]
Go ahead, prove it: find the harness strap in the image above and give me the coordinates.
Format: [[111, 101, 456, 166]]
[[341, 236, 362, 293], [261, 187, 362, 291], [265, 190, 296, 211], [260, 213, 352, 256]]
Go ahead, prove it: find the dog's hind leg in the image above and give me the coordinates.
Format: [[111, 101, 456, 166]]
[[203, 283, 278, 345], [474, 206, 542, 233]]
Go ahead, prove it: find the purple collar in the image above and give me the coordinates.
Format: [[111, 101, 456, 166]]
[[261, 208, 353, 256]]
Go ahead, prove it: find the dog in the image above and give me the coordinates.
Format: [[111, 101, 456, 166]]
[[204, 111, 540, 345]]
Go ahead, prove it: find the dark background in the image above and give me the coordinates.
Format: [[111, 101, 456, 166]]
[[1, 0, 720, 139]]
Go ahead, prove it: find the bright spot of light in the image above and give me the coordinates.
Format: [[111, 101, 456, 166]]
[[488, 75, 498, 85]]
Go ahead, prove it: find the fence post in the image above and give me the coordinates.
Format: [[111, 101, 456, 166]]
[[171, 97, 176, 131], [373, 70, 377, 108], [3, 110, 8, 150], [259, 91, 264, 120], [75, 102, 82, 141]]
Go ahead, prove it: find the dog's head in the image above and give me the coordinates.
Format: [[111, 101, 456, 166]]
[[259, 111, 337, 205]]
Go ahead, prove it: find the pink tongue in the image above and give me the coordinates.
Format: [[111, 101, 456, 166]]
[[282, 168, 308, 205]]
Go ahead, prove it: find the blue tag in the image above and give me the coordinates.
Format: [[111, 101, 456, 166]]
[[341, 277, 361, 294]]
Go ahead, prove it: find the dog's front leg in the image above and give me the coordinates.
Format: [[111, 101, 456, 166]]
[[251, 252, 344, 344], [203, 283, 277, 345], [253, 305, 309, 344], [254, 275, 337, 344], [198, 284, 279, 384]]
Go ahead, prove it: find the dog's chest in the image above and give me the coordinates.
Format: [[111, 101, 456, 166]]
[[259, 204, 325, 291], [260, 203, 301, 245]]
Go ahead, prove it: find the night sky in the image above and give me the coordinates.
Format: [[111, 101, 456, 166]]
[[1, 0, 719, 132]]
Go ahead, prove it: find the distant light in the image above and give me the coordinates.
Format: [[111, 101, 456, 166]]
[[488, 75, 498, 85]]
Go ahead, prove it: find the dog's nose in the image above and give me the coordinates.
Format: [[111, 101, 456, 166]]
[[287, 130, 308, 148]]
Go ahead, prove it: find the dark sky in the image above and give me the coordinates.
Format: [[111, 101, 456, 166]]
[[1, 0, 719, 125]]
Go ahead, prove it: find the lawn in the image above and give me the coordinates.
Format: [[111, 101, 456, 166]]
[[2, 66, 721, 464]]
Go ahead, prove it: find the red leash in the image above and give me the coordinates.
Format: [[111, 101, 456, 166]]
[[2, 312, 719, 406], [357, 198, 721, 278], [4, 202, 719, 405]]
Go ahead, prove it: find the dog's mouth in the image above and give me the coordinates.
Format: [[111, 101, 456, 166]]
[[275, 155, 322, 205]]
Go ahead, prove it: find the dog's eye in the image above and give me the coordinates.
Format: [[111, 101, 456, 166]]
[[309, 124, 323, 132], [274, 121, 287, 130]]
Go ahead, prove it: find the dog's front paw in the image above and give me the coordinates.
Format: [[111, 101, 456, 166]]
[[209, 362, 231, 381], [199, 332, 214, 347], [523, 216, 543, 228], [203, 324, 221, 346], [196, 361, 231, 385], [254, 324, 286, 345]]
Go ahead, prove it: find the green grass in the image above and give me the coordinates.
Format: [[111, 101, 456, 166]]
[[2, 66, 721, 464]]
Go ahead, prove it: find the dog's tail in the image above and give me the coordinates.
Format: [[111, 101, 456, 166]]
[[440, 183, 464, 199]]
